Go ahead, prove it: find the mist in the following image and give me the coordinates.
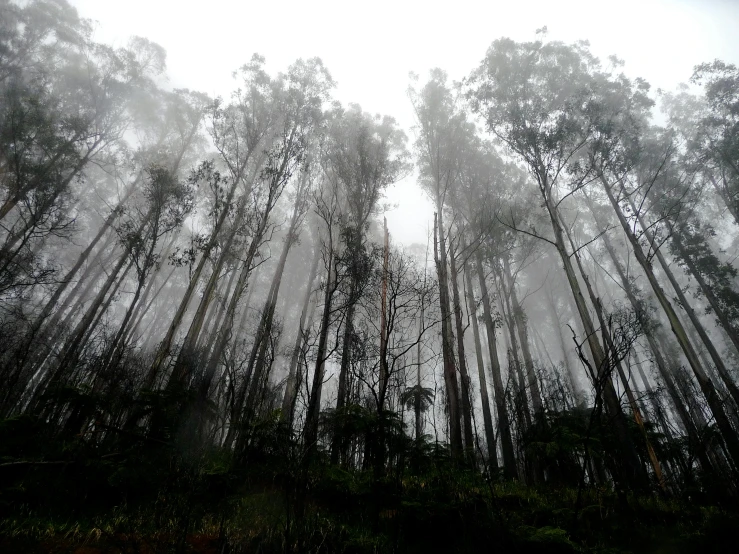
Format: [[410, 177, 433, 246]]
[[2, 1, 739, 552]]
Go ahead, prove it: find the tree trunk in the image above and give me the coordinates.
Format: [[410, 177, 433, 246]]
[[448, 233, 476, 464], [415, 294, 425, 442], [600, 174, 739, 471], [168, 195, 252, 388], [281, 245, 321, 426], [671, 230, 739, 360], [474, 248, 516, 477], [147, 179, 242, 387], [304, 248, 337, 459], [226, 200, 305, 447], [463, 251, 497, 468], [29, 250, 130, 411], [587, 196, 698, 441], [434, 212, 464, 460], [538, 173, 647, 491], [503, 256, 544, 416], [543, 286, 583, 402], [379, 218, 390, 407], [495, 265, 533, 432], [627, 193, 739, 412], [124, 265, 177, 349]]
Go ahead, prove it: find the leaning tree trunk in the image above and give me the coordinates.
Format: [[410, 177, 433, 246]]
[[29, 249, 131, 413], [9, 232, 120, 394], [244, 200, 310, 420], [538, 171, 647, 491], [20, 182, 138, 363], [196, 263, 239, 355], [627, 193, 739, 412], [670, 226, 739, 368], [146, 179, 243, 388], [124, 264, 177, 349], [561, 219, 662, 491], [241, 235, 296, 425], [198, 215, 272, 448], [168, 195, 253, 389], [706, 170, 739, 229], [101, 217, 179, 374], [586, 192, 705, 448], [601, 174, 739, 472]]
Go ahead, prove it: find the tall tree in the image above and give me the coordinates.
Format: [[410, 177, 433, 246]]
[[410, 70, 468, 460], [468, 37, 649, 490], [322, 103, 409, 460]]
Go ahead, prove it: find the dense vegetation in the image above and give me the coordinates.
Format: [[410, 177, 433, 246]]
[[2, 1, 739, 552]]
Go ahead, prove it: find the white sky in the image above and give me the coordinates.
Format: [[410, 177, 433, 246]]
[[70, 0, 739, 246]]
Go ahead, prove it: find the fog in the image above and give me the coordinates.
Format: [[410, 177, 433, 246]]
[[3, 1, 739, 551], [70, 0, 739, 246]]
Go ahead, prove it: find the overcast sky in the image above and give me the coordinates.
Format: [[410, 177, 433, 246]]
[[70, 0, 739, 246]]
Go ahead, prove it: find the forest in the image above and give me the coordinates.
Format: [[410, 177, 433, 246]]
[[2, 1, 739, 552]]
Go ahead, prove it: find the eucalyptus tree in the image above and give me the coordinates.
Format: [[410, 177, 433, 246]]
[[163, 55, 284, 391], [26, 166, 192, 416], [0, 33, 167, 295], [0, 24, 171, 298], [459, 146, 547, 427], [453, 142, 500, 469], [626, 132, 739, 403], [99, 167, 194, 376], [600, 170, 739, 474], [467, 37, 650, 490], [319, 103, 410, 458], [690, 61, 739, 224], [303, 176, 344, 458], [0, 1, 86, 83], [0, 9, 177, 414], [582, 192, 721, 483], [2, 86, 209, 399], [207, 59, 334, 449], [409, 70, 468, 460], [571, 60, 739, 473], [0, 0, 93, 225], [452, 133, 523, 473], [669, 219, 739, 352], [142, 55, 275, 392]]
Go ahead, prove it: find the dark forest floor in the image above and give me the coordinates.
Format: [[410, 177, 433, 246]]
[[2, 470, 737, 553], [2, 415, 738, 553]]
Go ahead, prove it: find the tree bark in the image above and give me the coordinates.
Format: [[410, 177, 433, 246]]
[[304, 247, 337, 459], [281, 245, 320, 426], [448, 233, 476, 464], [503, 256, 544, 416], [671, 230, 739, 359], [463, 251, 497, 468], [474, 248, 516, 477], [434, 212, 464, 460], [147, 178, 242, 388], [600, 175, 739, 471]]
